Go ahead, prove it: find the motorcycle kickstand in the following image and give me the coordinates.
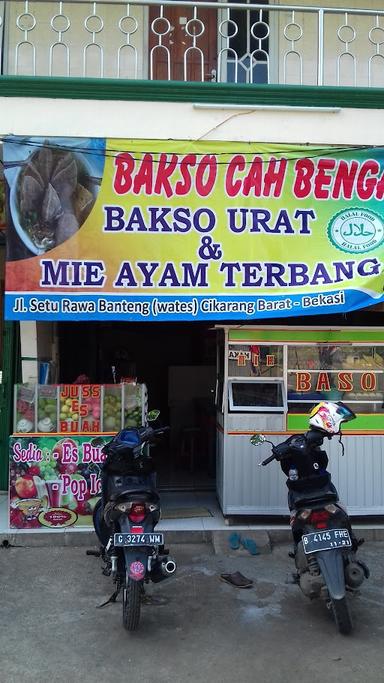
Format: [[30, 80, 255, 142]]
[[97, 578, 123, 609]]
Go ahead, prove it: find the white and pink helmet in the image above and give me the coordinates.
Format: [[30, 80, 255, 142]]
[[309, 401, 356, 435]]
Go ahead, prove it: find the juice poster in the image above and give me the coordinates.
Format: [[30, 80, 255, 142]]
[[9, 435, 110, 529]]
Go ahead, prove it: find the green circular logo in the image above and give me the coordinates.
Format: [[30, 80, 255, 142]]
[[327, 207, 384, 254]]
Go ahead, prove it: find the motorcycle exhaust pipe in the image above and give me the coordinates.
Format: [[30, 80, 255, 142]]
[[150, 557, 177, 583], [345, 561, 365, 588], [163, 559, 177, 575]]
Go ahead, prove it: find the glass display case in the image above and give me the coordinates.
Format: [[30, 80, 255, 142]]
[[59, 384, 102, 433], [14, 384, 37, 433], [37, 385, 58, 432], [102, 385, 123, 432], [228, 344, 284, 378], [287, 344, 384, 413], [123, 383, 146, 427], [225, 331, 384, 430], [228, 379, 286, 412], [13, 383, 147, 434]]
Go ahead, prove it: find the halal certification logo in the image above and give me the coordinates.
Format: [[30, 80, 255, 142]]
[[328, 207, 384, 254]]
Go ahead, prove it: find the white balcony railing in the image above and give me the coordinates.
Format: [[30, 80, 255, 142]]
[[0, 1, 384, 87]]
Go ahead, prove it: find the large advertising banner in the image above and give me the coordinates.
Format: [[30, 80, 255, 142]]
[[9, 434, 108, 529], [3, 136, 384, 321]]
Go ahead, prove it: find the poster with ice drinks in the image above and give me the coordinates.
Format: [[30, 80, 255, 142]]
[[9, 435, 110, 529]]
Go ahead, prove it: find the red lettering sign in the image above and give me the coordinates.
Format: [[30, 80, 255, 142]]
[[361, 372, 376, 392], [296, 372, 311, 392], [316, 372, 331, 392], [337, 372, 353, 392]]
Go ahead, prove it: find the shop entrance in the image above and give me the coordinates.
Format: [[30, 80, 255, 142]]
[[58, 322, 217, 491]]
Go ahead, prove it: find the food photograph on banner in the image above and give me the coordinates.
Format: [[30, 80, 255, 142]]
[[3, 136, 384, 322]]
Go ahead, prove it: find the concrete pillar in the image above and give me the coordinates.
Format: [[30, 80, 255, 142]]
[[20, 321, 38, 383]]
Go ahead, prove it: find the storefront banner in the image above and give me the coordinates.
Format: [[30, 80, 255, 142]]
[[9, 434, 108, 529], [4, 136, 384, 321]]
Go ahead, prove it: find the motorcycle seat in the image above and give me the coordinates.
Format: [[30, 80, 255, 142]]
[[293, 491, 338, 508], [290, 488, 338, 510], [109, 488, 160, 505]]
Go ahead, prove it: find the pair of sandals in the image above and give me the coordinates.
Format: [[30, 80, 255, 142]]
[[228, 532, 259, 555]]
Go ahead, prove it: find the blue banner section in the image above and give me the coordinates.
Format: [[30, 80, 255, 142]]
[[5, 290, 383, 321]]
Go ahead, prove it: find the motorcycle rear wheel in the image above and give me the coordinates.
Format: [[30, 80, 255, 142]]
[[123, 578, 141, 631], [331, 596, 353, 635], [92, 499, 110, 548]]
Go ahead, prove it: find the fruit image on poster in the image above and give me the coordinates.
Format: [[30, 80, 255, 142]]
[[9, 435, 110, 529]]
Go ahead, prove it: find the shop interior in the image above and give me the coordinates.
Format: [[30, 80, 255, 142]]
[[56, 309, 384, 493], [57, 321, 217, 491]]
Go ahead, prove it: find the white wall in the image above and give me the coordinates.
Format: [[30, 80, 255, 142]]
[[1, 96, 384, 146]]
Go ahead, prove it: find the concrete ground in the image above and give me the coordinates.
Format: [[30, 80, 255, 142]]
[[1, 538, 384, 683]]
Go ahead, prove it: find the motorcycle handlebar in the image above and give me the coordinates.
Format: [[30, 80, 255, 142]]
[[260, 452, 277, 466], [140, 425, 170, 442]]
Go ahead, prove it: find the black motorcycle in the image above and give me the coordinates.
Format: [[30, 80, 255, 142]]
[[90, 411, 176, 631], [251, 430, 369, 635]]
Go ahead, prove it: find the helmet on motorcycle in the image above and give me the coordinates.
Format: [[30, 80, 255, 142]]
[[308, 401, 356, 435]]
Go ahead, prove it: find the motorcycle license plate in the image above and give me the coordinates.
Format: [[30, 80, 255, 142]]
[[302, 529, 352, 555], [114, 532, 164, 547]]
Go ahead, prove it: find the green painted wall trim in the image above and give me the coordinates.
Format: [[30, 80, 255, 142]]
[[287, 413, 384, 432], [2, 75, 384, 109], [229, 329, 384, 343]]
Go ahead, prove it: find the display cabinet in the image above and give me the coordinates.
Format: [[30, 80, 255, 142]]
[[13, 383, 148, 434], [216, 327, 384, 517]]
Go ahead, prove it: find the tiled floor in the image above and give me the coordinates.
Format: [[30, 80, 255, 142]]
[[1, 490, 286, 534], [0, 492, 9, 533], [156, 491, 253, 531], [2, 490, 384, 535]]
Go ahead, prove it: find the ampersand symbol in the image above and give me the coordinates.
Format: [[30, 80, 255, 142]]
[[198, 236, 222, 260]]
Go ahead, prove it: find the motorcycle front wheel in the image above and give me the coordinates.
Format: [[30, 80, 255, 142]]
[[123, 578, 142, 631], [331, 596, 353, 635]]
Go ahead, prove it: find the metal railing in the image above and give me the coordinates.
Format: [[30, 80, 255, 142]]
[[0, 1, 384, 87]]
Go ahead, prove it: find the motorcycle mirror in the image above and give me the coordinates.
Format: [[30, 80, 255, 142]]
[[90, 436, 107, 447], [147, 409, 160, 422], [250, 434, 266, 446]]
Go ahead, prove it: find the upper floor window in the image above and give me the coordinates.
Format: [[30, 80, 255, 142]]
[[225, 0, 269, 83]]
